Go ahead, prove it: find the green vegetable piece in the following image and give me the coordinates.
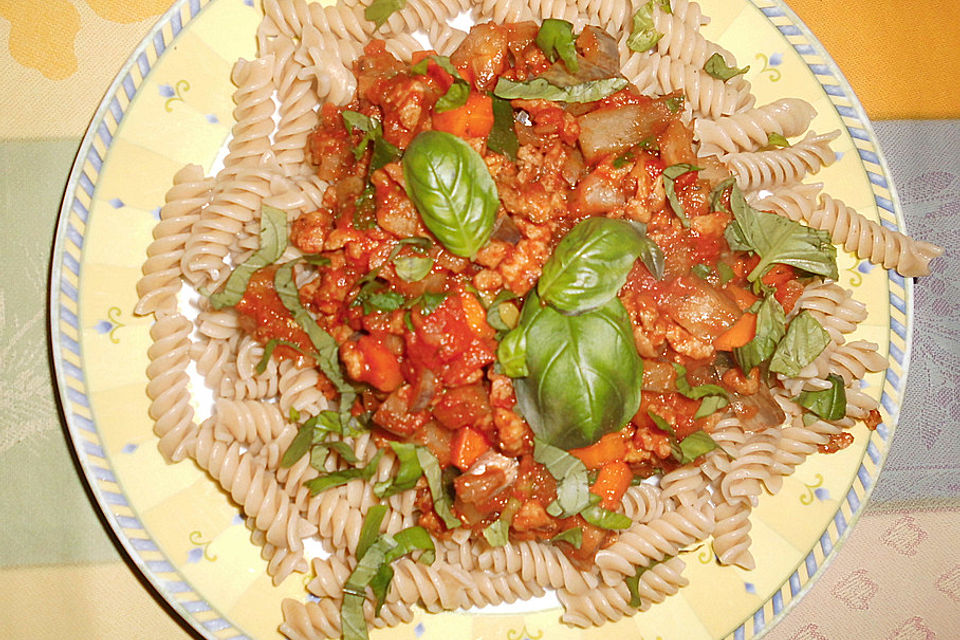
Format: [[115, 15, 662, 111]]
[[536, 19, 579, 72], [255, 338, 306, 375], [626, 1, 663, 53], [304, 450, 383, 495], [374, 442, 424, 498], [356, 505, 388, 561], [315, 440, 361, 465], [415, 447, 461, 529], [613, 151, 634, 169], [371, 136, 402, 171], [662, 163, 701, 228], [703, 52, 750, 81], [581, 501, 632, 530], [493, 76, 628, 103], [691, 263, 712, 280], [487, 95, 519, 161], [209, 205, 287, 309], [363, 0, 405, 29], [534, 438, 592, 518], [280, 420, 314, 468], [733, 294, 786, 373], [678, 430, 718, 463], [671, 363, 727, 400], [767, 132, 791, 148], [625, 562, 659, 608], [717, 261, 736, 285], [514, 292, 643, 450], [726, 186, 838, 282], [665, 95, 683, 112], [482, 514, 512, 547], [353, 184, 378, 230], [550, 527, 583, 549], [694, 394, 729, 419], [538, 218, 665, 315], [710, 176, 736, 213], [342, 110, 400, 170], [486, 290, 519, 332], [394, 255, 434, 282], [769, 310, 831, 377], [402, 131, 498, 258], [497, 325, 529, 378], [435, 81, 470, 113], [796, 374, 846, 421]]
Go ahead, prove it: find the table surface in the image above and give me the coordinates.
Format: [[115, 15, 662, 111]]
[[1, 1, 958, 639]]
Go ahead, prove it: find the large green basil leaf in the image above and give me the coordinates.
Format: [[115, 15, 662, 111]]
[[727, 186, 838, 281], [769, 310, 831, 377], [514, 292, 642, 450], [402, 131, 497, 258], [796, 374, 846, 420], [493, 76, 628, 103], [538, 218, 664, 314], [732, 294, 786, 373]]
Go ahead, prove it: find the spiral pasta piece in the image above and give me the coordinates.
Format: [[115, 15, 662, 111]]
[[644, 50, 755, 119], [135, 165, 214, 317], [146, 314, 198, 463], [278, 359, 330, 418], [712, 498, 755, 569], [211, 398, 290, 445], [795, 280, 868, 341], [651, 3, 747, 91], [474, 539, 599, 595], [621, 483, 666, 522], [280, 596, 414, 640], [248, 518, 311, 585], [296, 24, 360, 106], [220, 57, 279, 181], [696, 98, 817, 155], [721, 130, 839, 191]]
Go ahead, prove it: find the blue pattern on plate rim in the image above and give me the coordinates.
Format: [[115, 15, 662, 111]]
[[48, 0, 913, 639]]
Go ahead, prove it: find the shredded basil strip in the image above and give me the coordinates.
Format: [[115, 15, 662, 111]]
[[536, 19, 579, 72], [733, 294, 786, 373], [209, 205, 287, 309], [717, 261, 736, 284], [304, 450, 383, 495], [357, 505, 388, 561], [581, 497, 632, 530], [796, 374, 846, 421], [626, 561, 662, 608], [662, 163, 701, 228], [363, 0, 405, 29], [703, 52, 750, 81], [678, 430, 718, 463], [374, 442, 424, 498], [726, 186, 838, 281], [280, 420, 315, 468], [694, 394, 729, 419], [767, 132, 791, 148], [709, 176, 736, 213], [493, 76, 628, 103], [769, 310, 831, 377], [342, 110, 401, 170], [415, 448, 461, 528], [534, 438, 592, 518], [648, 411, 683, 461], [394, 255, 434, 282], [627, 0, 663, 52], [255, 338, 306, 375], [482, 513, 513, 547], [435, 81, 470, 113], [487, 94, 519, 161], [671, 363, 727, 400], [313, 440, 361, 465], [550, 526, 583, 549], [691, 263, 712, 280]]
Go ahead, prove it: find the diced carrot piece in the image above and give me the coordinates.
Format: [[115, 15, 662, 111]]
[[355, 333, 404, 392], [450, 426, 490, 471], [724, 283, 759, 312], [569, 430, 629, 470], [432, 92, 495, 139], [761, 263, 795, 288], [410, 49, 439, 65], [590, 461, 633, 510], [713, 312, 757, 351], [459, 291, 495, 339]]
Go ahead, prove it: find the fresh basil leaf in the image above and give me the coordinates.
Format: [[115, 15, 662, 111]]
[[514, 292, 643, 449], [613, 151, 634, 169], [363, 0, 405, 29], [342, 110, 379, 161], [534, 438, 592, 518], [371, 136, 402, 171], [678, 430, 718, 463], [727, 186, 838, 281], [394, 255, 434, 282], [493, 76, 628, 103], [662, 163, 700, 228], [550, 527, 583, 549], [665, 95, 683, 112], [690, 264, 711, 280], [538, 217, 664, 314], [255, 338, 307, 375], [704, 52, 750, 81], [374, 442, 423, 498], [402, 131, 497, 258], [694, 394, 729, 419], [406, 290, 448, 316], [389, 526, 436, 565], [411, 55, 463, 80], [357, 505, 388, 561], [767, 132, 791, 148], [280, 420, 314, 468], [536, 19, 579, 72], [671, 363, 727, 400], [209, 206, 287, 309], [486, 290, 519, 332], [717, 261, 735, 284], [482, 514, 512, 547], [581, 503, 632, 529], [315, 440, 361, 465], [626, 562, 661, 608], [627, 1, 663, 53], [305, 450, 383, 495], [769, 310, 831, 377], [733, 294, 786, 373], [497, 325, 528, 377], [435, 82, 470, 113], [710, 176, 736, 213], [487, 95, 518, 161], [648, 411, 683, 462], [368, 291, 404, 312], [310, 410, 344, 437], [796, 374, 846, 421], [415, 447, 461, 529]]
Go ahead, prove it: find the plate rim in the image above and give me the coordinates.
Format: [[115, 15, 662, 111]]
[[47, 1, 915, 639]]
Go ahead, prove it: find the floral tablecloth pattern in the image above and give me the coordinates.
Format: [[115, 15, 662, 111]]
[[1, 1, 958, 638]]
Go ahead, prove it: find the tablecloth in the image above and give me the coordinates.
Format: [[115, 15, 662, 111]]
[[1, 1, 958, 638]]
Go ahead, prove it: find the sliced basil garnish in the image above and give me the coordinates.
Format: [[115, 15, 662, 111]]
[[363, 0, 405, 29], [402, 131, 497, 258], [767, 132, 791, 148], [493, 76, 628, 103], [534, 438, 592, 518], [536, 19, 579, 72], [733, 294, 786, 373], [581, 494, 632, 530], [373, 442, 424, 498], [796, 374, 846, 421], [704, 53, 750, 81], [209, 205, 287, 309], [626, 1, 663, 53], [662, 163, 701, 228], [550, 526, 583, 549], [304, 450, 383, 495], [415, 447, 461, 529], [487, 94, 518, 161], [769, 310, 831, 377]]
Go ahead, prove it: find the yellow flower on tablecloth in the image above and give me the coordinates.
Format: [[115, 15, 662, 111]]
[[0, 0, 80, 80], [83, 0, 171, 24]]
